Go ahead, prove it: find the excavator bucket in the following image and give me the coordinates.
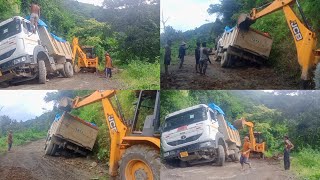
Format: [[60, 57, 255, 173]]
[[233, 119, 245, 130], [58, 97, 74, 112], [237, 13, 255, 30]]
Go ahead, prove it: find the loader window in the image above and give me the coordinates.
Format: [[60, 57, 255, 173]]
[[0, 19, 21, 42], [163, 107, 207, 132]]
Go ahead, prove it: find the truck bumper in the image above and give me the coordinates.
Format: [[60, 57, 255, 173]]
[[163, 140, 216, 160]]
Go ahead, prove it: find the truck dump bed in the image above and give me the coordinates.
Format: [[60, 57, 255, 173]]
[[217, 114, 241, 147], [221, 27, 273, 59], [38, 26, 72, 60], [50, 112, 98, 151]]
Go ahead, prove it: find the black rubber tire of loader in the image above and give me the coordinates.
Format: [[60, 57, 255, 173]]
[[38, 60, 47, 84], [221, 51, 230, 68], [119, 145, 160, 180], [314, 63, 320, 89], [216, 145, 225, 166], [64, 61, 74, 78]]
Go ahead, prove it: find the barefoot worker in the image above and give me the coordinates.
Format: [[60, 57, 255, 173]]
[[240, 136, 252, 170], [164, 40, 172, 76], [105, 52, 113, 79], [178, 41, 187, 69], [30, 1, 41, 33], [284, 135, 294, 170], [7, 130, 13, 151], [199, 42, 209, 75]]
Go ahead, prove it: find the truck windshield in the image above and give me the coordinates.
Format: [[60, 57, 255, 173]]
[[0, 19, 21, 42], [163, 107, 207, 132]]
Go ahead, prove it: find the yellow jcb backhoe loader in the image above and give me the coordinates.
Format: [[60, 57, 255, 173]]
[[234, 118, 265, 158], [59, 90, 161, 180], [72, 37, 99, 72], [237, 0, 320, 89]]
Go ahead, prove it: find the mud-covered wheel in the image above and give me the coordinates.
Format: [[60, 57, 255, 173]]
[[38, 60, 47, 84], [221, 51, 230, 68], [73, 64, 80, 73], [64, 62, 74, 78], [216, 145, 225, 166], [231, 148, 240, 162], [44, 139, 53, 155], [119, 145, 160, 180], [314, 63, 320, 89]]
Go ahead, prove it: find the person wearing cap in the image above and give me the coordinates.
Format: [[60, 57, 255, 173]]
[[195, 42, 201, 73], [178, 41, 188, 69], [240, 136, 252, 170], [7, 130, 13, 151], [164, 40, 172, 75], [199, 42, 209, 75], [284, 135, 294, 170], [105, 52, 113, 79]]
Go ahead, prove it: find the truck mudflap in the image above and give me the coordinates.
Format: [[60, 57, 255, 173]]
[[163, 140, 216, 160]]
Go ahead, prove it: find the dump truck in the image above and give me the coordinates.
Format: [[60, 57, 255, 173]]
[[0, 16, 74, 86], [44, 112, 98, 156], [215, 26, 273, 68], [161, 103, 241, 167]]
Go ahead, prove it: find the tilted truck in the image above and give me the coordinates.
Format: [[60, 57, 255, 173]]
[[0, 16, 74, 86], [161, 104, 241, 167], [44, 112, 98, 156], [215, 26, 273, 68]]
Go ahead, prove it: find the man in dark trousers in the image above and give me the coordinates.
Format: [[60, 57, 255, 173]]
[[195, 42, 201, 73], [284, 135, 294, 170], [7, 130, 13, 151], [30, 1, 40, 33], [178, 42, 187, 69], [164, 40, 172, 76], [199, 42, 209, 75]]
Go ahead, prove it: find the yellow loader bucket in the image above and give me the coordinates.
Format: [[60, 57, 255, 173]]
[[237, 13, 255, 30]]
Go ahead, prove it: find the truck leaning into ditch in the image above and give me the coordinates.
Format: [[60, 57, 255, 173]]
[[44, 112, 98, 156], [0, 16, 74, 86], [215, 26, 273, 68], [161, 104, 241, 167]]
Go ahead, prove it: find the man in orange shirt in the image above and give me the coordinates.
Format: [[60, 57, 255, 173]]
[[105, 52, 112, 78], [7, 130, 13, 151], [240, 136, 252, 169]]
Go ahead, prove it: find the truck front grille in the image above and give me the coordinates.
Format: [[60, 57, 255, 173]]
[[0, 48, 16, 61], [167, 134, 202, 146]]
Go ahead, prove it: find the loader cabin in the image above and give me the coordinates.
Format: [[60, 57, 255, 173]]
[[81, 46, 96, 59]]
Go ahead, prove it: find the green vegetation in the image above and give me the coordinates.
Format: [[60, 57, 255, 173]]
[[0, 0, 160, 89], [160, 90, 320, 179]]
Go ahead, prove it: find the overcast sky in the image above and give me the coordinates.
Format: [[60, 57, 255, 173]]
[[161, 0, 219, 32], [76, 0, 104, 6], [0, 91, 55, 122]]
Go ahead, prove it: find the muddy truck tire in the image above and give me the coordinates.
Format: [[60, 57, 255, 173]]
[[38, 60, 47, 84], [64, 62, 74, 78], [44, 139, 58, 156], [230, 148, 240, 162], [119, 145, 160, 180], [221, 52, 230, 68], [216, 145, 225, 166]]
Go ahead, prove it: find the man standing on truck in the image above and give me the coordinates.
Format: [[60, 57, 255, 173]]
[[30, 1, 41, 33], [284, 135, 294, 170], [240, 136, 252, 170], [199, 42, 209, 75], [7, 130, 13, 152], [195, 42, 201, 73], [105, 52, 113, 79], [164, 40, 172, 76], [178, 42, 187, 69]]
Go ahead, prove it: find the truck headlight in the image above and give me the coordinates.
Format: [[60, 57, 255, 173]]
[[13, 57, 28, 65], [199, 141, 212, 148]]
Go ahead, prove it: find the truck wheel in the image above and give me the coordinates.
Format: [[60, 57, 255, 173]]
[[119, 145, 160, 180], [44, 140, 53, 155], [216, 145, 225, 166], [38, 60, 47, 84], [221, 52, 229, 68], [231, 148, 240, 162], [314, 63, 320, 89], [64, 62, 74, 78]]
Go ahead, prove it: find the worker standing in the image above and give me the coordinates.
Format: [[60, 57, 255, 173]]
[[7, 130, 13, 152], [199, 42, 209, 75], [284, 135, 294, 170], [195, 42, 201, 73], [164, 40, 172, 76], [240, 136, 252, 170], [105, 52, 113, 79], [30, 1, 41, 33], [178, 42, 187, 69]]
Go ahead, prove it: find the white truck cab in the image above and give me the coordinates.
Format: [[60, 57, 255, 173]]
[[161, 104, 241, 167], [0, 16, 73, 86]]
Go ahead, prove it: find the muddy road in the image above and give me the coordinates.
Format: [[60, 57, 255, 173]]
[[161, 55, 298, 90], [0, 139, 108, 180], [2, 71, 124, 90], [161, 159, 296, 180]]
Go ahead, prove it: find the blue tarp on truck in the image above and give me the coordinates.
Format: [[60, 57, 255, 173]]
[[208, 103, 237, 130]]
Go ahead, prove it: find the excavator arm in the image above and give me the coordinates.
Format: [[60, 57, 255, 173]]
[[59, 90, 128, 176], [72, 38, 89, 67], [238, 0, 320, 83]]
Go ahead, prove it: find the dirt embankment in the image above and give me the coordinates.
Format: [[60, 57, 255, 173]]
[[161, 55, 299, 90], [0, 139, 108, 180], [161, 159, 297, 180]]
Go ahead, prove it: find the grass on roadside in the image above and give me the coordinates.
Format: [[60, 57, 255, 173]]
[[291, 148, 320, 180]]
